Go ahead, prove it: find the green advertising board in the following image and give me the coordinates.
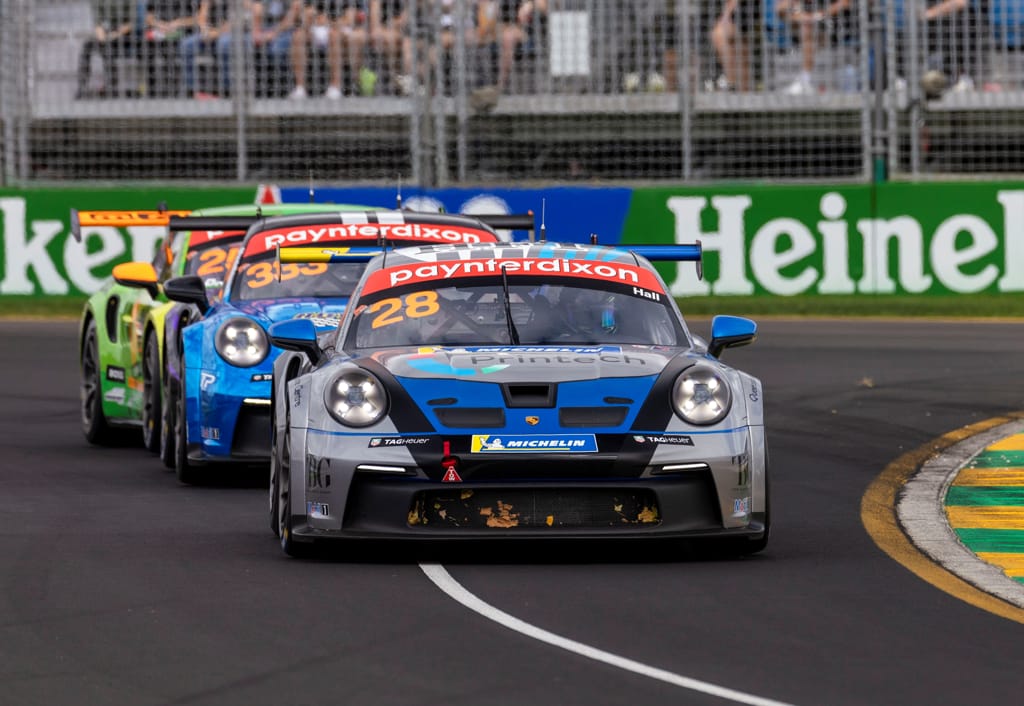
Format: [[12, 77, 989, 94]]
[[2, 182, 1023, 300], [622, 182, 1024, 297], [0, 187, 255, 298]]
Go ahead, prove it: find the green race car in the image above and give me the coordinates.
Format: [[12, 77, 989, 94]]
[[77, 203, 372, 451]]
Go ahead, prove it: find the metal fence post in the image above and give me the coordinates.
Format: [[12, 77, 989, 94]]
[[677, 0, 691, 181], [431, 1, 448, 188], [870, 0, 888, 182], [453, 0, 469, 183], [408, 0, 425, 186], [0, 0, 13, 186], [232, 0, 249, 182], [907, 0, 922, 175], [885, 0, 899, 174]]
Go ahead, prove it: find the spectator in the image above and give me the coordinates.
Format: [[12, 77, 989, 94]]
[[76, 0, 143, 98], [920, 0, 988, 91], [619, 0, 679, 93], [291, 1, 375, 99], [400, 0, 482, 94], [250, 0, 303, 96], [179, 0, 233, 97], [470, 0, 546, 105], [368, 0, 408, 94], [711, 0, 761, 91], [141, 1, 196, 96], [775, 0, 853, 94]]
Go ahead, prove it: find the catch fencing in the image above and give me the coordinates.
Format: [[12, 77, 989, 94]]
[[2, 0, 1024, 186]]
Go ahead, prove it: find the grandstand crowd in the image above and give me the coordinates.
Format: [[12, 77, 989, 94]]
[[75, 0, 1016, 101]]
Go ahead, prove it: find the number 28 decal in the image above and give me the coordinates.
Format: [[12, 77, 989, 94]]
[[364, 292, 440, 329], [241, 261, 328, 289]]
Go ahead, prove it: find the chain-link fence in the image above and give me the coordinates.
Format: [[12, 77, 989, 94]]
[[2, 0, 1023, 186]]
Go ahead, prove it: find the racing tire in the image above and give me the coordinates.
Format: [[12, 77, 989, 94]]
[[276, 399, 313, 558], [141, 332, 162, 453], [158, 377, 177, 469], [742, 474, 772, 556], [173, 376, 200, 485], [721, 460, 771, 557], [269, 396, 282, 537], [81, 319, 116, 445]]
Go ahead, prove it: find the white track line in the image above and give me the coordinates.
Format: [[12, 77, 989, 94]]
[[420, 563, 797, 706]]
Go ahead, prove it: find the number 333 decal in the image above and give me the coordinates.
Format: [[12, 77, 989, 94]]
[[241, 261, 328, 289]]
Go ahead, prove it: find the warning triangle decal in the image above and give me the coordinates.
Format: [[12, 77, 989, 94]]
[[442, 467, 462, 483]]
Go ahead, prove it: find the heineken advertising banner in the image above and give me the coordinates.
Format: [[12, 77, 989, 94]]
[[0, 187, 253, 297], [2, 183, 1022, 297], [288, 183, 1024, 297], [621, 183, 1024, 297]]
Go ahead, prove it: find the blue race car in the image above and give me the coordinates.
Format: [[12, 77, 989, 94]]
[[163, 210, 526, 483], [105, 204, 377, 473], [267, 240, 769, 557]]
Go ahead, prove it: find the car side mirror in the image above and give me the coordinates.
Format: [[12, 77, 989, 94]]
[[269, 319, 323, 364], [112, 262, 160, 299], [163, 275, 210, 314], [707, 315, 756, 359]]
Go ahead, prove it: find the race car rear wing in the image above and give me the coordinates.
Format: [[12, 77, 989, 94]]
[[628, 243, 703, 279], [277, 242, 704, 278], [70, 209, 535, 242], [70, 209, 257, 242], [70, 209, 192, 241]]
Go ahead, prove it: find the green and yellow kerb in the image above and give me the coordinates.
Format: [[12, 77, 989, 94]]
[[946, 434, 1024, 585]]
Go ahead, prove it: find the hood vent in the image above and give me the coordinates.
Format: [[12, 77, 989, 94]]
[[502, 383, 556, 408], [435, 407, 505, 428], [559, 406, 629, 427]]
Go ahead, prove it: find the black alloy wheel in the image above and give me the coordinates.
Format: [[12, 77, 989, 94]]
[[269, 395, 281, 537], [141, 333, 162, 453], [173, 376, 199, 484], [81, 319, 114, 445], [276, 400, 311, 557], [158, 375, 176, 469]]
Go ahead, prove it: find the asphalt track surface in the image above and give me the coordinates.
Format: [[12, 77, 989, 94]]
[[2, 318, 1022, 706]]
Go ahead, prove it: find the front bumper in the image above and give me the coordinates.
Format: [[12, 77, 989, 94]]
[[293, 432, 763, 542], [188, 393, 272, 463]]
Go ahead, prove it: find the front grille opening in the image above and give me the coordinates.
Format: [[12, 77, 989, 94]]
[[435, 407, 505, 428], [559, 406, 629, 427], [105, 296, 120, 343], [502, 383, 555, 408], [233, 405, 271, 455], [408, 488, 660, 528]]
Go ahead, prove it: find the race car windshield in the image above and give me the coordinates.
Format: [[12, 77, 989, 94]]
[[345, 280, 685, 350], [183, 235, 245, 298], [229, 252, 366, 301]]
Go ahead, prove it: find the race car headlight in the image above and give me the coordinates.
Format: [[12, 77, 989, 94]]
[[672, 366, 731, 425], [215, 317, 269, 368], [325, 370, 388, 427]]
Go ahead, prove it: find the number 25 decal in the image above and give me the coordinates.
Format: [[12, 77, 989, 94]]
[[243, 261, 327, 289], [367, 292, 439, 329], [194, 246, 240, 277]]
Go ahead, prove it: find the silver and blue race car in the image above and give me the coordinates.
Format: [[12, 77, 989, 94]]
[[268, 240, 769, 556]]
